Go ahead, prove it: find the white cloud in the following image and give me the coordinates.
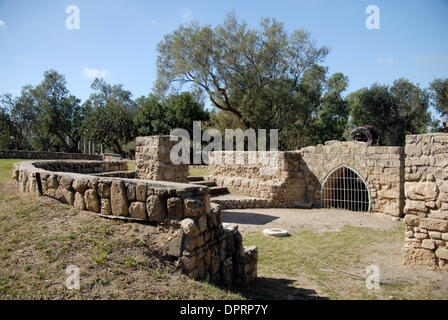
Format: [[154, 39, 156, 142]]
[[376, 58, 395, 65], [83, 67, 107, 79], [0, 20, 6, 28], [148, 19, 158, 26], [181, 9, 192, 21]]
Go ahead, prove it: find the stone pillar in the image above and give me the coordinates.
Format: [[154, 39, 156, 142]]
[[135, 136, 189, 183], [403, 133, 448, 270]]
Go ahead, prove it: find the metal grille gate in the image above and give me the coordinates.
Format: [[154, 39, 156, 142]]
[[321, 165, 370, 212]]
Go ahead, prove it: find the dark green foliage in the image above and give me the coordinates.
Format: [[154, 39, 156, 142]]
[[430, 78, 448, 116], [81, 79, 137, 157], [348, 79, 431, 146]]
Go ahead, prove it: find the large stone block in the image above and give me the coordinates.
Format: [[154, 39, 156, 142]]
[[184, 197, 202, 218], [405, 182, 439, 201], [180, 218, 199, 238], [111, 181, 129, 216], [73, 178, 89, 193], [419, 218, 448, 232], [167, 197, 183, 219], [435, 247, 448, 260], [74, 192, 86, 210], [146, 195, 166, 222], [85, 189, 100, 213], [129, 201, 147, 220]]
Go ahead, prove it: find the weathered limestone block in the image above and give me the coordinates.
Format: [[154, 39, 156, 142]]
[[59, 176, 74, 190], [167, 197, 183, 219], [98, 183, 111, 198], [184, 197, 202, 218], [88, 177, 99, 190], [405, 182, 439, 201], [126, 184, 136, 201], [428, 231, 442, 239], [404, 200, 427, 215], [435, 247, 448, 260], [58, 187, 75, 205], [47, 175, 59, 189], [73, 178, 89, 193], [180, 218, 199, 238], [419, 218, 448, 232], [197, 215, 207, 233], [101, 198, 112, 215], [85, 189, 100, 213], [129, 201, 147, 220], [422, 239, 436, 250], [111, 181, 129, 216], [402, 247, 436, 268], [136, 183, 147, 201], [146, 195, 166, 222], [74, 192, 86, 210]]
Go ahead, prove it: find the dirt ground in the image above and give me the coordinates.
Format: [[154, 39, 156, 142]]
[[223, 207, 448, 299], [223, 207, 401, 233]]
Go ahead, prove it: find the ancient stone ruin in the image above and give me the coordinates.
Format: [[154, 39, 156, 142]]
[[203, 133, 447, 270], [12, 132, 448, 275], [13, 159, 257, 286]]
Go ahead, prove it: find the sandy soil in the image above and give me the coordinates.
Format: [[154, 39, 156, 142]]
[[223, 207, 401, 234], [223, 207, 448, 299]]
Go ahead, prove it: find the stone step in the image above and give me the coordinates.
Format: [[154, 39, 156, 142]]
[[209, 186, 230, 196], [190, 180, 217, 187], [188, 176, 204, 182]]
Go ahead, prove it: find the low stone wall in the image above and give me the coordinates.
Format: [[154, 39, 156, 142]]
[[135, 136, 189, 183], [13, 160, 257, 286], [402, 133, 448, 270], [209, 151, 308, 207], [208, 142, 404, 215], [0, 150, 102, 160]]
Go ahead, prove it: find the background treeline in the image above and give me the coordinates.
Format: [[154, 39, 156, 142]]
[[1, 14, 447, 156]]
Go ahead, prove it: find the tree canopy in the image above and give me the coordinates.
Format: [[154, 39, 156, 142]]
[[430, 78, 448, 117], [81, 78, 137, 156], [348, 79, 432, 146], [155, 13, 329, 136]]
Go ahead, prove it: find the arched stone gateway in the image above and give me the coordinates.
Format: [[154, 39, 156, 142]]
[[321, 165, 371, 212]]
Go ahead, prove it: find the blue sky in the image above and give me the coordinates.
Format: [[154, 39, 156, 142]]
[[0, 0, 447, 114]]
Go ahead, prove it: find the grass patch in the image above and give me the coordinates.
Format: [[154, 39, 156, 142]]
[[243, 225, 447, 300], [0, 159, 26, 183]]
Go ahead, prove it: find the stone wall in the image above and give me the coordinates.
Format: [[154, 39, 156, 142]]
[[135, 136, 189, 183], [300, 141, 404, 216], [13, 160, 257, 286], [0, 150, 102, 160], [209, 151, 307, 207], [208, 141, 404, 216], [402, 133, 448, 270]]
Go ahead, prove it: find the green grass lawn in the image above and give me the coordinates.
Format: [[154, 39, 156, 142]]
[[0, 159, 26, 183]]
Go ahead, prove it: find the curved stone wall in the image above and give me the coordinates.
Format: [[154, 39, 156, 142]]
[[12, 160, 257, 286]]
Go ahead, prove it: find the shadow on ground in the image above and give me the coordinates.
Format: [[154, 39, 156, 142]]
[[231, 277, 328, 300], [223, 211, 279, 225]]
